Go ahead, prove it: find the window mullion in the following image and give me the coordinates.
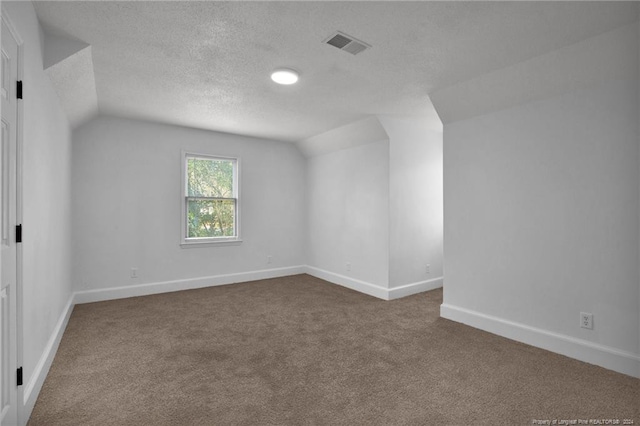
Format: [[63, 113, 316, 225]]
[[186, 196, 235, 201]]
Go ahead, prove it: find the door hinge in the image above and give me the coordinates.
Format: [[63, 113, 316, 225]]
[[16, 81, 22, 99], [17, 367, 23, 386], [16, 224, 22, 243]]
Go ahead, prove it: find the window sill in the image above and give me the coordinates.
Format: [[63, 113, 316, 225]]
[[180, 239, 243, 248]]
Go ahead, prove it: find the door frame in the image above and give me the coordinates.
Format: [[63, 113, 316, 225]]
[[1, 6, 24, 425]]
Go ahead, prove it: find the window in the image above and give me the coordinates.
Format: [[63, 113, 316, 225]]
[[182, 153, 240, 245]]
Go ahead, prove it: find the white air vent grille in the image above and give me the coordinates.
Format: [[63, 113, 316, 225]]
[[324, 31, 371, 56]]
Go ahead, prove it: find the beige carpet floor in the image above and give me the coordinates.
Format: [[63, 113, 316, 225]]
[[29, 274, 639, 425]]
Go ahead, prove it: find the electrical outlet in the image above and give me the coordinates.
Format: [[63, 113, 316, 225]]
[[346, 262, 351, 271], [267, 255, 273, 264], [426, 264, 430, 274], [130, 268, 138, 278], [580, 312, 593, 330]]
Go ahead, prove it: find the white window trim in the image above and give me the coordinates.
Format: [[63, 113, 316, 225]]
[[180, 151, 241, 247]]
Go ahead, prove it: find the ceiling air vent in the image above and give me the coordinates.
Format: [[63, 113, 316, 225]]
[[324, 31, 371, 56]]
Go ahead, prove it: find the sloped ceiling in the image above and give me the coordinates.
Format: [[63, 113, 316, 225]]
[[299, 116, 389, 158], [43, 29, 99, 128], [33, 1, 639, 142], [430, 22, 639, 124]]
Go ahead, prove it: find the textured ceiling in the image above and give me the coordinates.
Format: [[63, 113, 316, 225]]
[[34, 1, 639, 142], [45, 43, 99, 128]]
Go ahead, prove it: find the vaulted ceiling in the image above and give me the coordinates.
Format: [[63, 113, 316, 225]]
[[34, 1, 639, 142]]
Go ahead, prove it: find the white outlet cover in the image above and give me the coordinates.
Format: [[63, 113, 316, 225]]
[[580, 312, 593, 330]]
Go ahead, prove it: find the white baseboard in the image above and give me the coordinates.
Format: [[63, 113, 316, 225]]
[[22, 294, 75, 422], [304, 266, 389, 300], [73, 266, 306, 304], [388, 276, 443, 300], [440, 303, 640, 378], [75, 265, 442, 306], [304, 266, 443, 301]]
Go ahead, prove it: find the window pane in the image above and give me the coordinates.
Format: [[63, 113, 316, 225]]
[[187, 199, 235, 238], [187, 157, 234, 198]]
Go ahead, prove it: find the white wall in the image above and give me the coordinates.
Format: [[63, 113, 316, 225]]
[[437, 23, 640, 376], [42, 28, 88, 70], [379, 116, 443, 289], [637, 17, 640, 363], [72, 116, 306, 293], [3, 0, 74, 417], [303, 115, 444, 299], [307, 139, 390, 289]]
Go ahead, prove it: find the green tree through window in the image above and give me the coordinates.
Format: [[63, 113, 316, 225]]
[[185, 155, 238, 239]]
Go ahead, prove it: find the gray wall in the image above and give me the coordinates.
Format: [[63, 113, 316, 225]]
[[304, 115, 443, 294], [307, 139, 390, 287], [381, 116, 443, 289], [72, 116, 307, 292], [3, 0, 73, 412], [637, 17, 640, 360], [435, 23, 639, 375]]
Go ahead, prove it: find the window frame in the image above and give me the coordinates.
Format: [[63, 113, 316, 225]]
[[180, 151, 241, 247]]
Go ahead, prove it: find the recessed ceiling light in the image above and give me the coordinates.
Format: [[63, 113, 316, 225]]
[[271, 68, 299, 85]]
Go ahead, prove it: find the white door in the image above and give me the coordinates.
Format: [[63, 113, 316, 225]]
[[0, 11, 20, 426]]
